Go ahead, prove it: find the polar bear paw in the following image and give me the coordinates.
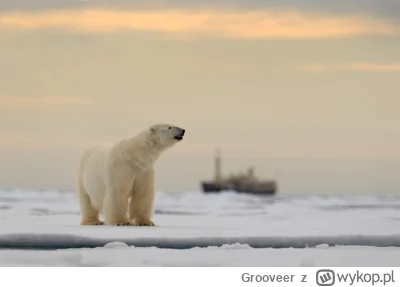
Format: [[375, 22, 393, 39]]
[[115, 221, 134, 226], [135, 219, 156, 226]]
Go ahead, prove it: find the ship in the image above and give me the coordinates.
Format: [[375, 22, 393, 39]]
[[200, 149, 277, 195]]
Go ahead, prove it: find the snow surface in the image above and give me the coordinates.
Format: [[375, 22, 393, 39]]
[[1, 189, 400, 266]]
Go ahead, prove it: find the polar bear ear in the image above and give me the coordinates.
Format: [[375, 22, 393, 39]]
[[150, 127, 156, 134]]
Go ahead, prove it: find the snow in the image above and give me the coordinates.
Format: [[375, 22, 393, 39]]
[[2, 244, 400, 267], [1, 188, 400, 266]]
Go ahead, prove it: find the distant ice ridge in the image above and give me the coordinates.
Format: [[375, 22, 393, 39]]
[[2, 233, 400, 250]]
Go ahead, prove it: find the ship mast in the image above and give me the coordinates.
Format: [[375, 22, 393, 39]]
[[214, 148, 222, 183]]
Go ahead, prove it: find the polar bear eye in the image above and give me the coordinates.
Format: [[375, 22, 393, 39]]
[[168, 127, 171, 130]]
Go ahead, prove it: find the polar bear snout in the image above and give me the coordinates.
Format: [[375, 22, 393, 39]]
[[174, 128, 185, 141]]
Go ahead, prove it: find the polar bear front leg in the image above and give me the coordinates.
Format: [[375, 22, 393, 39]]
[[129, 167, 156, 226], [103, 169, 135, 226], [103, 186, 133, 226]]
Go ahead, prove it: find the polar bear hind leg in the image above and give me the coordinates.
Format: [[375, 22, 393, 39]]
[[77, 179, 104, 225], [129, 167, 156, 226]]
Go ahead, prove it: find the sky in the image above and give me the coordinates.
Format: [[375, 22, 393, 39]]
[[0, 0, 399, 193]]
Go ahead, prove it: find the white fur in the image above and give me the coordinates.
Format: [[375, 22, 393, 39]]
[[76, 124, 184, 226]]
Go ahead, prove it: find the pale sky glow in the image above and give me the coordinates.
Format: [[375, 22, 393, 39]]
[[0, 95, 90, 108], [297, 63, 400, 71], [0, 0, 399, 193]]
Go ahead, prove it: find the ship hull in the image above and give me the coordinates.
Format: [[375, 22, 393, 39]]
[[201, 181, 277, 196], [201, 182, 223, 193]]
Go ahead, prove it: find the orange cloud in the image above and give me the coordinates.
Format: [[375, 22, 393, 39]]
[[0, 96, 90, 109], [297, 63, 400, 72], [0, 9, 398, 38]]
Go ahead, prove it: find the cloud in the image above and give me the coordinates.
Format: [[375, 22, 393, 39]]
[[297, 63, 400, 72], [2, 0, 399, 21], [0, 96, 90, 109], [0, 9, 399, 39], [341, 63, 400, 71]]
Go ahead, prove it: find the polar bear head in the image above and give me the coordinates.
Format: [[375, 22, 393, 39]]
[[147, 123, 185, 150]]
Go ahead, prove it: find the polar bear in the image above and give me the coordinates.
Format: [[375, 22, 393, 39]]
[[76, 123, 185, 226]]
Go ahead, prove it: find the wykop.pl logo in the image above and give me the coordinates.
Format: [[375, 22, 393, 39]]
[[316, 269, 335, 286]]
